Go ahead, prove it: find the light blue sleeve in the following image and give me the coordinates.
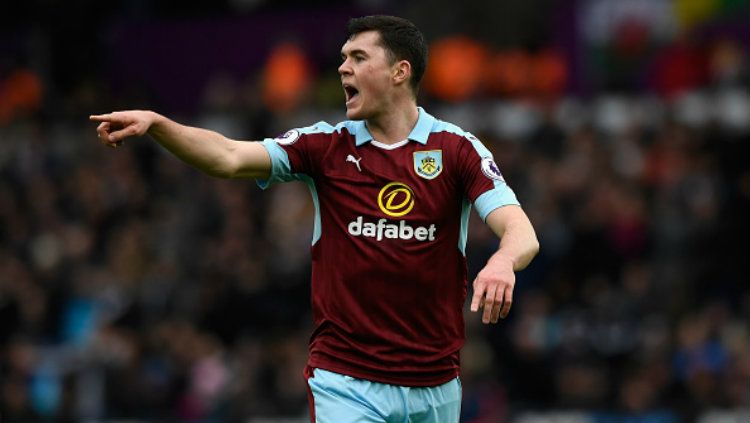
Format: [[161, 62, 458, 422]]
[[474, 187, 520, 221], [464, 132, 520, 221], [255, 138, 304, 189]]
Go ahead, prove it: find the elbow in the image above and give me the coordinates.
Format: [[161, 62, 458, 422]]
[[515, 236, 540, 272], [530, 237, 540, 259], [520, 233, 540, 269], [527, 222, 540, 257]]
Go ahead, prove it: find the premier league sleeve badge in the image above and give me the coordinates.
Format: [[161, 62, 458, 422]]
[[481, 157, 505, 182]]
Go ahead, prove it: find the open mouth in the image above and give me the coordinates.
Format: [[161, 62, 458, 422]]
[[343, 84, 360, 104]]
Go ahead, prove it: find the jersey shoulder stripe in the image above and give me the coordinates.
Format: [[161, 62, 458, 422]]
[[301, 119, 364, 141], [429, 119, 494, 159], [430, 119, 470, 137], [299, 121, 337, 135]]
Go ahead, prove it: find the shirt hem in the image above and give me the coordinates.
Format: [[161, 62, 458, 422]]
[[308, 356, 459, 387]]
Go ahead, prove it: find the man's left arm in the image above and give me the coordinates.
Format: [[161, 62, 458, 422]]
[[470, 205, 539, 324]]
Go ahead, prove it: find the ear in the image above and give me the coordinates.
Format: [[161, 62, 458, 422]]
[[392, 60, 412, 86]]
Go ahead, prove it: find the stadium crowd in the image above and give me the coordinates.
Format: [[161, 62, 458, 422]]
[[2, 2, 750, 422]]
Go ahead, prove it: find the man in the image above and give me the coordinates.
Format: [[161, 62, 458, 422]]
[[91, 15, 538, 423]]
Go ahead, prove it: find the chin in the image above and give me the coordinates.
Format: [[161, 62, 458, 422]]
[[345, 107, 365, 121]]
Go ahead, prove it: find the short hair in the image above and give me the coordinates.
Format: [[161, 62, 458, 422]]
[[347, 15, 428, 95]]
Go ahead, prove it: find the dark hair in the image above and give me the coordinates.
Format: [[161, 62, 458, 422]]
[[347, 15, 428, 95]]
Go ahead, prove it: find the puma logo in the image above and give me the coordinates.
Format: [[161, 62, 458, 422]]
[[346, 154, 362, 172]]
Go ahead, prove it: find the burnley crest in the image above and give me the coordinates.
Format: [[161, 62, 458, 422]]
[[413, 150, 443, 180]]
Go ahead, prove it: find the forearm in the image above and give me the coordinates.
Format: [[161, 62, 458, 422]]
[[494, 219, 539, 271], [147, 112, 241, 178], [485, 206, 539, 271]]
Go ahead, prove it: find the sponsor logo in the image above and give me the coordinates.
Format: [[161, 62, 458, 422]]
[[377, 182, 415, 217], [413, 150, 443, 180], [274, 129, 300, 145], [348, 217, 436, 242], [481, 157, 505, 182], [346, 182, 437, 242]]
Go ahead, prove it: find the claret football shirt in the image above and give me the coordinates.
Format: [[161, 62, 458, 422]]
[[258, 107, 519, 386]]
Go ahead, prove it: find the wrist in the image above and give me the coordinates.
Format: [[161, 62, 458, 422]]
[[491, 251, 517, 270], [146, 111, 167, 135], [148, 110, 163, 126]]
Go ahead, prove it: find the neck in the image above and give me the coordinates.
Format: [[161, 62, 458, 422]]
[[366, 102, 419, 145]]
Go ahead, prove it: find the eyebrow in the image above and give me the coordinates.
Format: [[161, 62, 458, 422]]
[[341, 48, 369, 59]]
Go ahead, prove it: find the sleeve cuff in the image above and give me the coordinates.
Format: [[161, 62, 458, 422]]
[[255, 139, 296, 189], [474, 185, 520, 221]]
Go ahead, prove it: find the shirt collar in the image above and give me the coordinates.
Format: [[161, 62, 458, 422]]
[[354, 107, 434, 147]]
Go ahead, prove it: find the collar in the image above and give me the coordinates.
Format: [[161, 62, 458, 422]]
[[354, 107, 434, 146]]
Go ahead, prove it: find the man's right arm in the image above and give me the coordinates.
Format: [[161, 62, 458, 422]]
[[90, 110, 271, 179]]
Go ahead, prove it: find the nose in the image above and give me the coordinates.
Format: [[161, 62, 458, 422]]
[[338, 59, 352, 76]]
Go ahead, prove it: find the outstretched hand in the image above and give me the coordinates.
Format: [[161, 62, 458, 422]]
[[89, 110, 155, 148], [470, 253, 516, 324]]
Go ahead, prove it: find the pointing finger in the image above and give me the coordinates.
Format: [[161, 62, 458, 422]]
[[89, 114, 112, 122]]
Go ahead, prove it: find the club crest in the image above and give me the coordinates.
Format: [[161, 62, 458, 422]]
[[413, 150, 443, 180]]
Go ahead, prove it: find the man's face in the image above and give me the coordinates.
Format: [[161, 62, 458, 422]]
[[339, 31, 396, 120]]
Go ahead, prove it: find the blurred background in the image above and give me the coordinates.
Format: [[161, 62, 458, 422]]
[[1, 0, 750, 422]]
